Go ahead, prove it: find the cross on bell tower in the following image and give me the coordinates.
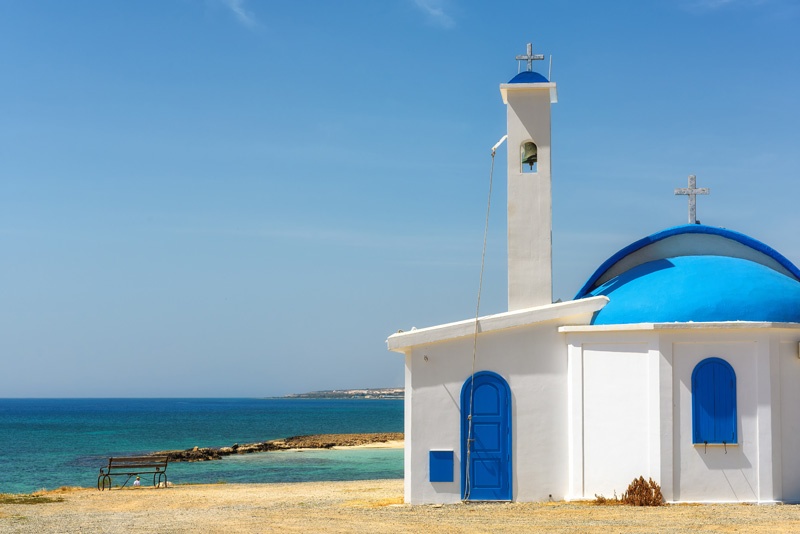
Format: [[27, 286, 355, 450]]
[[515, 43, 545, 72], [674, 174, 710, 224]]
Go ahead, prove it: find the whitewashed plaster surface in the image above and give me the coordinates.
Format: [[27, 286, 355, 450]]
[[504, 85, 554, 311], [565, 325, 800, 503], [671, 338, 759, 502], [396, 307, 597, 504], [779, 340, 800, 502], [581, 343, 655, 498]]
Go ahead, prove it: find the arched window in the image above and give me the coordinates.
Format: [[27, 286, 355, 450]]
[[520, 141, 537, 173], [692, 357, 737, 444]]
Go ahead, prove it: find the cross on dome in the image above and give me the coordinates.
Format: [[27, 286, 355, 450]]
[[674, 174, 710, 224], [515, 43, 544, 72]]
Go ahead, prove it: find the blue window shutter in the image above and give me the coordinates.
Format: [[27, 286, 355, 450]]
[[692, 358, 737, 444], [692, 361, 715, 443], [717, 375, 737, 443]]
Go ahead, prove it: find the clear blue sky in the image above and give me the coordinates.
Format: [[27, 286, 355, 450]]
[[1, 1, 798, 397]]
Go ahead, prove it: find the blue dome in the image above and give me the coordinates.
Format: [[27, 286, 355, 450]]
[[575, 225, 800, 325], [508, 71, 549, 84], [586, 256, 800, 325]]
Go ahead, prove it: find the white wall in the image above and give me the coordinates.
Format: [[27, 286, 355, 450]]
[[403, 317, 581, 504], [780, 340, 800, 502], [582, 343, 652, 498], [565, 334, 662, 500], [405, 320, 800, 504], [506, 87, 553, 310], [671, 339, 760, 502], [565, 325, 800, 503]]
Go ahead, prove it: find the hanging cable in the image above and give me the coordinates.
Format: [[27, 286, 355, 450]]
[[463, 135, 505, 501]]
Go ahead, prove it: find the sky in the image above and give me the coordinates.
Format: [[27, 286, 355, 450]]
[[1, 0, 799, 397]]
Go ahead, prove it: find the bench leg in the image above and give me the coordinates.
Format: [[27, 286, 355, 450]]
[[155, 472, 167, 488], [98, 475, 111, 491]]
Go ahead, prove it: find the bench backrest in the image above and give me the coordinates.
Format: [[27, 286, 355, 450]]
[[104, 456, 169, 474]]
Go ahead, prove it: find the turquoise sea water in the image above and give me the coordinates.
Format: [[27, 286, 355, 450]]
[[0, 398, 403, 494]]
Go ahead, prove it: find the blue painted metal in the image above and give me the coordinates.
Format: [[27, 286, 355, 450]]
[[429, 450, 454, 483], [692, 358, 737, 444], [508, 71, 549, 84], [575, 224, 800, 299], [585, 256, 800, 325], [586, 255, 800, 324], [460, 371, 512, 501]]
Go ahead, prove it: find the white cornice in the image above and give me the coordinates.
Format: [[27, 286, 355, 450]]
[[558, 321, 800, 333], [387, 296, 608, 352], [500, 82, 558, 104]]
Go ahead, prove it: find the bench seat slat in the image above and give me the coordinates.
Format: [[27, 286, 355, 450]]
[[107, 465, 167, 471], [107, 463, 165, 467], [102, 456, 170, 474], [107, 462, 167, 467], [109, 456, 168, 462]]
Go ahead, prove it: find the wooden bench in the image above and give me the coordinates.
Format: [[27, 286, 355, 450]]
[[98, 456, 169, 490]]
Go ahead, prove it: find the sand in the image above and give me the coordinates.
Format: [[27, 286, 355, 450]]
[[4, 479, 800, 533]]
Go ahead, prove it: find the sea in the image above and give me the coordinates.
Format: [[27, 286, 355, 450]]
[[0, 398, 404, 494]]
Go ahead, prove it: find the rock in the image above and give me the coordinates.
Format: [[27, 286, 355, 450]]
[[148, 433, 403, 462]]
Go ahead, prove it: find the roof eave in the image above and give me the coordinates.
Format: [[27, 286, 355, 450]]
[[499, 82, 558, 104], [559, 321, 800, 333], [387, 296, 608, 353]]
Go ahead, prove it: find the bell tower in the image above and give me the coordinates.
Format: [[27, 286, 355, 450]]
[[500, 43, 558, 311]]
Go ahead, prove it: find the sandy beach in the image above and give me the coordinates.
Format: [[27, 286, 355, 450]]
[[4, 479, 800, 533], [5, 434, 800, 532]]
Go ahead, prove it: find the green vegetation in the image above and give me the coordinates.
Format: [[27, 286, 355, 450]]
[[0, 494, 64, 505]]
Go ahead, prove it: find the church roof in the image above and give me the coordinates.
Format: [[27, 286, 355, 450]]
[[508, 71, 549, 84], [575, 225, 800, 325], [387, 296, 607, 352]]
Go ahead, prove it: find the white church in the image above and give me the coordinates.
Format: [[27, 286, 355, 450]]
[[387, 44, 800, 504]]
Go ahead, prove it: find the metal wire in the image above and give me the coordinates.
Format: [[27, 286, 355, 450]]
[[463, 144, 498, 501]]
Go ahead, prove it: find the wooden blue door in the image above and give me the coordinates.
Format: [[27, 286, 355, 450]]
[[461, 371, 512, 501]]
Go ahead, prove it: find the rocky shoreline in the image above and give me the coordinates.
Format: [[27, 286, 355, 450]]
[[151, 432, 404, 462], [282, 388, 404, 399]]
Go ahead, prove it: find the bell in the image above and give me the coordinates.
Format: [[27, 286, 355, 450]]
[[521, 142, 537, 169]]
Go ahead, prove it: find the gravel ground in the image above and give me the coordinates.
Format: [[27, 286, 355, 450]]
[[3, 480, 800, 533]]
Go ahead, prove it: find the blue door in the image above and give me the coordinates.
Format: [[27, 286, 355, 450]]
[[461, 371, 512, 501]]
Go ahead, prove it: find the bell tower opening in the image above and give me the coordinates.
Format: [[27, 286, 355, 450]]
[[521, 141, 538, 173]]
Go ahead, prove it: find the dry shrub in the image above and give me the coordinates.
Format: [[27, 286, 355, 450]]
[[621, 476, 663, 506], [593, 491, 621, 505], [593, 477, 664, 506]]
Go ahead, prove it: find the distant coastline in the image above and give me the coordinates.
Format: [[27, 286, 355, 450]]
[[279, 387, 404, 400]]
